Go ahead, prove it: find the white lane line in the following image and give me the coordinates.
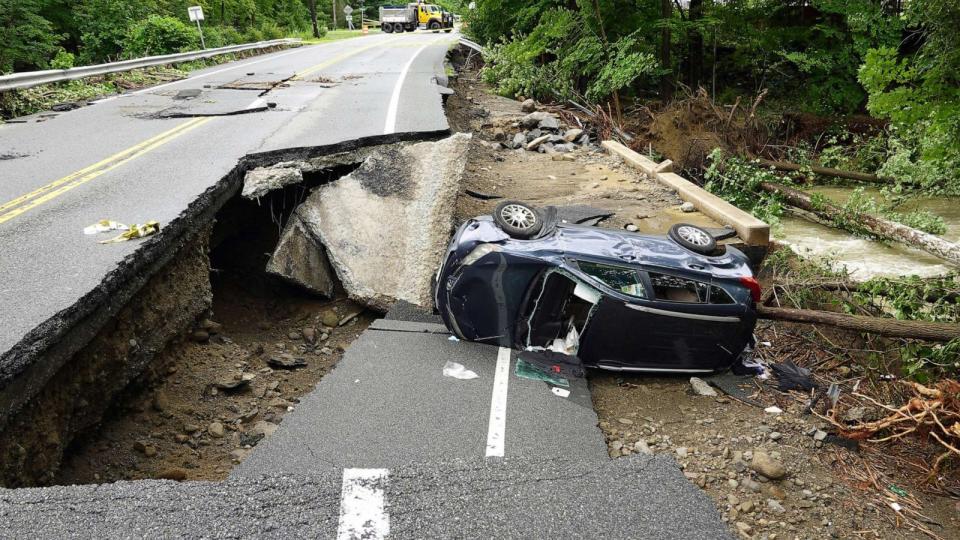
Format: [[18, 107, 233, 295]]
[[485, 347, 511, 457], [383, 42, 432, 135], [337, 468, 390, 540]]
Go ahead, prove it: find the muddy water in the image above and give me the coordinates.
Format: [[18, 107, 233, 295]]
[[777, 186, 960, 279]]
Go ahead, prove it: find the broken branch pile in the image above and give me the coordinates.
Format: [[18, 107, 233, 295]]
[[817, 380, 960, 488]]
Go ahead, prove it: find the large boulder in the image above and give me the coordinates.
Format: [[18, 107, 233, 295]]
[[266, 213, 337, 297]]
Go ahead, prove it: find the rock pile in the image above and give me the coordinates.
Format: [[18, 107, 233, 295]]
[[491, 110, 591, 154]]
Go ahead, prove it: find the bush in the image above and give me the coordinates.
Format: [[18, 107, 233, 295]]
[[124, 15, 198, 58], [243, 27, 265, 43], [219, 26, 246, 46], [258, 22, 286, 41]]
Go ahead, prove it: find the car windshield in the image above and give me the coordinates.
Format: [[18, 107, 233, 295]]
[[577, 261, 647, 298]]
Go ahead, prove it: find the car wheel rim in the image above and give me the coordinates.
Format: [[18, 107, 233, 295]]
[[677, 225, 711, 246], [501, 204, 536, 230]]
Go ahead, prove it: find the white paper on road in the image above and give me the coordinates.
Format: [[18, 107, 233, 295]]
[[337, 468, 390, 540], [443, 361, 478, 380], [551, 387, 570, 398], [83, 219, 128, 235]]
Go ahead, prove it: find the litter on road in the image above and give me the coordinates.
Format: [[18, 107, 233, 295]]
[[442, 361, 478, 380], [83, 219, 128, 235], [551, 387, 571, 398], [97, 220, 160, 243], [515, 359, 569, 387]]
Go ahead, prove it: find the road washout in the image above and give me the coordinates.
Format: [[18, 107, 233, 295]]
[[0, 130, 469, 487], [445, 47, 960, 540]]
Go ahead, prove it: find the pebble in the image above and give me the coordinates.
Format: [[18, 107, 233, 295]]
[[624, 224, 639, 232], [520, 98, 536, 113], [287, 331, 300, 340], [680, 201, 696, 213], [769, 431, 782, 441], [751, 450, 787, 480], [676, 447, 688, 458], [689, 377, 718, 397], [208, 422, 225, 438], [633, 440, 653, 455], [617, 418, 633, 425], [190, 330, 210, 343], [767, 498, 787, 514], [727, 478, 739, 489], [813, 430, 828, 442], [183, 423, 200, 434], [321, 310, 339, 328]]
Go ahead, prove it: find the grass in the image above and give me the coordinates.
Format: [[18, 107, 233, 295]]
[[295, 28, 382, 44]]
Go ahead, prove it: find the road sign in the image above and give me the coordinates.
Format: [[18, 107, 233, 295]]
[[343, 5, 353, 15], [188, 6, 206, 50]]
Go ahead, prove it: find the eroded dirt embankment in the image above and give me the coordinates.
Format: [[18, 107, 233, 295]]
[[0, 131, 455, 487]]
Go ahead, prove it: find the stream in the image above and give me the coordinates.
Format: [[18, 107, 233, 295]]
[[777, 186, 960, 279]]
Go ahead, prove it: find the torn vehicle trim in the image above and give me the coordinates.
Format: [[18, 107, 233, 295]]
[[624, 303, 741, 323]]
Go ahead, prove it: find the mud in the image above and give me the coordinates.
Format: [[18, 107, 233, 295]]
[[0, 232, 212, 487]]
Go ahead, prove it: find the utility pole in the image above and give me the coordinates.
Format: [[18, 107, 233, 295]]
[[660, 0, 673, 100], [332, 0, 338, 29]]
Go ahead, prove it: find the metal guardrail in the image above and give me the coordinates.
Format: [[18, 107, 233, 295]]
[[0, 38, 302, 93], [458, 38, 486, 55]]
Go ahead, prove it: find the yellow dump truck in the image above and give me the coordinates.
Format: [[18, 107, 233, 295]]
[[379, 3, 454, 33]]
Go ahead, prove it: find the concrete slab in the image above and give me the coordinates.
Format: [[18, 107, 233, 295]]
[[602, 140, 770, 246], [265, 213, 336, 297], [293, 133, 472, 309], [234, 319, 606, 478], [0, 456, 731, 539]]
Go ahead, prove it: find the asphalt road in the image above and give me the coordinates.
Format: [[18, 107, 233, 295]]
[[0, 32, 452, 360], [0, 456, 730, 539]]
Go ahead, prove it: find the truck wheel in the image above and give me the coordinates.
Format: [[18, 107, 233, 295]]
[[382, 23, 393, 33], [429, 21, 441, 30]]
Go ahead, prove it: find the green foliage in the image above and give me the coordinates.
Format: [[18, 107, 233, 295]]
[[859, 1, 960, 193], [50, 49, 76, 70], [703, 149, 785, 227], [76, 0, 149, 63], [855, 274, 960, 379], [0, 0, 62, 73], [480, 7, 658, 102], [124, 15, 198, 57]]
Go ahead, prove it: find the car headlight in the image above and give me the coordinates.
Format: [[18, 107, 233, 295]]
[[462, 243, 502, 266]]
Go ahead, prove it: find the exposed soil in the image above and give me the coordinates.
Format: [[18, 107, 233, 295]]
[[55, 171, 376, 485], [447, 56, 960, 540]]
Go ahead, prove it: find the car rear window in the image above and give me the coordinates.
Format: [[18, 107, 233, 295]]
[[578, 261, 647, 299], [709, 285, 735, 304], [649, 272, 708, 303]]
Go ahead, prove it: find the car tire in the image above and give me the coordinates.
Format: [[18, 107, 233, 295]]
[[429, 21, 441, 30], [494, 200, 543, 239], [668, 223, 717, 255]]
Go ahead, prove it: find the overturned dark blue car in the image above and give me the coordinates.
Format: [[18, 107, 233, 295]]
[[435, 201, 761, 373]]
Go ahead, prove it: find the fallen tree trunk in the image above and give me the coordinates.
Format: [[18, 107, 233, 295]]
[[757, 305, 960, 342], [760, 182, 960, 267], [755, 158, 903, 185], [771, 280, 959, 304]]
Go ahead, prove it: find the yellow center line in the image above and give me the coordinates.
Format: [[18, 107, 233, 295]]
[[0, 36, 403, 226], [0, 117, 206, 214], [0, 118, 212, 225], [292, 36, 404, 80]]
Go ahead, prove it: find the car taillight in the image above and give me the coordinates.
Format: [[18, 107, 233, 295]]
[[739, 276, 762, 303]]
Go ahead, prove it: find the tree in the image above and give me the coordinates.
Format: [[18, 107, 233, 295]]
[[0, 0, 61, 73], [308, 0, 320, 37]]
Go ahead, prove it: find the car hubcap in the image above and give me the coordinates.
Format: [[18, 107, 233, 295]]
[[677, 225, 711, 246], [501, 204, 536, 230]]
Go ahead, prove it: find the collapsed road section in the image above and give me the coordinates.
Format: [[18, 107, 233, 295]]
[[0, 131, 469, 486]]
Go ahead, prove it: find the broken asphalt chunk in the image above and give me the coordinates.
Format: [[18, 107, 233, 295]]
[[267, 354, 307, 369]]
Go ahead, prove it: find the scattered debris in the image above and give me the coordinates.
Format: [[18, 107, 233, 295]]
[[764, 406, 783, 414], [83, 219, 128, 235], [551, 387, 570, 398], [242, 164, 304, 199], [442, 361, 479, 380], [690, 377, 718, 397], [267, 354, 307, 369], [464, 188, 503, 200], [98, 221, 159, 243]]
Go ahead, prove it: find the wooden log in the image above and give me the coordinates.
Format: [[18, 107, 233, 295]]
[[757, 305, 960, 342], [755, 158, 900, 185], [759, 182, 960, 267]]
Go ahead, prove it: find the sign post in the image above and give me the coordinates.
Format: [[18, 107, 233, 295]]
[[188, 6, 206, 49], [343, 5, 354, 31]]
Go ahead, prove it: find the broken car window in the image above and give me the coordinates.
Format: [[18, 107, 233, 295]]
[[709, 285, 735, 304], [649, 272, 708, 303], [577, 261, 647, 298]]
